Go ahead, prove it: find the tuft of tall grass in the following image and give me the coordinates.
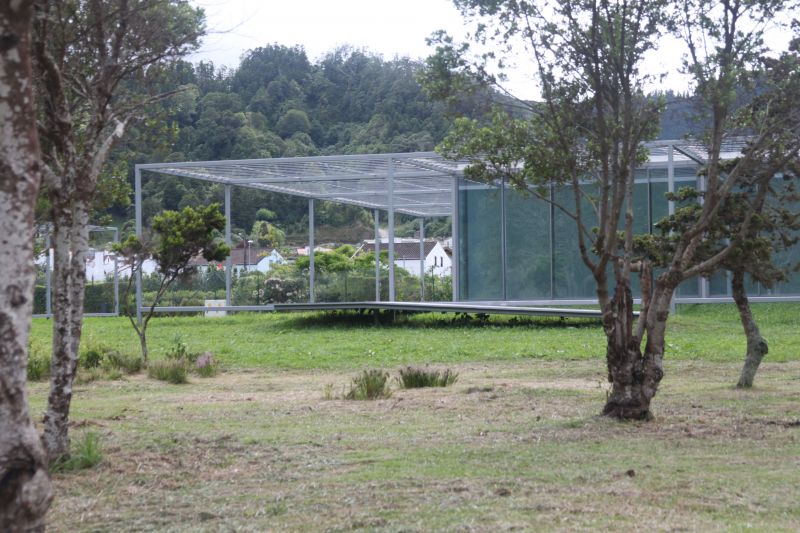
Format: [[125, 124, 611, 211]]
[[103, 351, 143, 374], [345, 369, 392, 400], [27, 350, 51, 381], [195, 352, 218, 378], [52, 431, 103, 473], [148, 359, 189, 384], [397, 366, 458, 389]]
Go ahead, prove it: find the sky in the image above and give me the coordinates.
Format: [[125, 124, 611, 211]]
[[188, 0, 792, 101], [189, 0, 467, 63], [188, 0, 542, 96]]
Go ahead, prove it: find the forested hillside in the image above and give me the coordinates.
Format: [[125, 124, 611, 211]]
[[112, 45, 490, 243], [108, 44, 700, 246]]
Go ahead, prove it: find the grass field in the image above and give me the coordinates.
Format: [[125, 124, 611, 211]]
[[29, 303, 800, 370], [27, 303, 800, 531]]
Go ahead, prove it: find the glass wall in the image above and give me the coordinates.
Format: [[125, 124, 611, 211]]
[[457, 163, 800, 302], [458, 182, 503, 299]]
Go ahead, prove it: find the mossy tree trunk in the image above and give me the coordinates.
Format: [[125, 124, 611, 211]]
[[0, 1, 53, 528], [731, 270, 768, 388]]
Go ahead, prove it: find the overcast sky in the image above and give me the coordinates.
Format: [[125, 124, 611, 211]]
[[188, 0, 545, 96], [188, 1, 791, 101], [189, 0, 467, 64]]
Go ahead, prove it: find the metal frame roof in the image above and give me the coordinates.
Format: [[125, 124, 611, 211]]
[[137, 151, 465, 218], [136, 139, 749, 218]]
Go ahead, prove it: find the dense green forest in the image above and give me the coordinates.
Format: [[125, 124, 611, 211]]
[[107, 44, 700, 247], [108, 45, 485, 244]]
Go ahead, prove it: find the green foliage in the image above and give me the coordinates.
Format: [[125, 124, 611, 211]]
[[397, 366, 458, 389], [276, 109, 311, 138], [103, 351, 144, 375], [148, 359, 189, 384], [250, 220, 285, 248], [52, 431, 103, 473], [81, 338, 143, 375], [165, 336, 199, 364], [34, 282, 116, 315], [80, 342, 108, 369], [112, 44, 468, 237], [27, 344, 51, 382], [344, 369, 392, 400], [151, 203, 230, 276], [115, 203, 231, 360], [255, 208, 276, 221]]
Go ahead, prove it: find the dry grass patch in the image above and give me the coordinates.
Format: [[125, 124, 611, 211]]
[[29, 360, 800, 532]]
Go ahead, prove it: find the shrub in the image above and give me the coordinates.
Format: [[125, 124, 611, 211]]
[[80, 342, 109, 369], [195, 352, 218, 378], [27, 349, 51, 382], [397, 366, 459, 389], [345, 369, 392, 400], [52, 431, 102, 473], [103, 351, 143, 374], [165, 337, 198, 364], [148, 359, 189, 384]]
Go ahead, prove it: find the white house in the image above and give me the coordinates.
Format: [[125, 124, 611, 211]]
[[191, 246, 286, 274], [36, 248, 158, 280], [357, 239, 452, 278]]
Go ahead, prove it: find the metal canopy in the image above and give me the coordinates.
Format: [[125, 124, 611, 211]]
[[136, 140, 749, 218], [137, 152, 465, 218]]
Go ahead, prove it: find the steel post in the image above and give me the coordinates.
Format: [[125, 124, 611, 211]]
[[113, 227, 119, 316], [500, 175, 507, 300], [374, 209, 380, 301], [135, 166, 143, 325], [388, 158, 396, 302], [225, 185, 232, 305], [419, 217, 425, 301], [309, 198, 315, 303], [45, 232, 51, 317]]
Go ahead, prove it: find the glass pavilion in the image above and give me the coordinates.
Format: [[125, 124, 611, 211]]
[[135, 140, 800, 314]]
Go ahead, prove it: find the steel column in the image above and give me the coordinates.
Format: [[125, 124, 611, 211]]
[[451, 176, 459, 301], [388, 158, 396, 302], [135, 166, 143, 325], [549, 184, 555, 300], [374, 209, 380, 301], [309, 198, 315, 303], [45, 232, 51, 316], [113, 227, 120, 316], [667, 144, 675, 216], [419, 217, 425, 301], [499, 175, 507, 300], [224, 185, 232, 305], [667, 145, 676, 314]]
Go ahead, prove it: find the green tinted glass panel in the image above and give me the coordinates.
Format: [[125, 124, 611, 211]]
[[505, 188, 551, 299], [458, 182, 502, 300]]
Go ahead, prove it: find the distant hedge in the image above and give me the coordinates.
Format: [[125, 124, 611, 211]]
[[34, 283, 116, 314]]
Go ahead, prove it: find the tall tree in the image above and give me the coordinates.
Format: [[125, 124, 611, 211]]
[[427, 0, 800, 418], [0, 1, 53, 529], [32, 0, 205, 462], [675, 2, 800, 388]]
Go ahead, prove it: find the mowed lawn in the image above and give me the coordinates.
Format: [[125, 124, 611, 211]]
[[27, 303, 800, 531], [29, 302, 800, 370]]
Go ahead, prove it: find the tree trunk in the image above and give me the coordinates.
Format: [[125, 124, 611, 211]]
[[601, 279, 665, 420], [42, 198, 90, 462], [138, 327, 149, 362], [732, 270, 768, 388], [0, 1, 54, 528]]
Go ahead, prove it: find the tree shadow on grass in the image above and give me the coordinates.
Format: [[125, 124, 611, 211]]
[[281, 309, 603, 330]]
